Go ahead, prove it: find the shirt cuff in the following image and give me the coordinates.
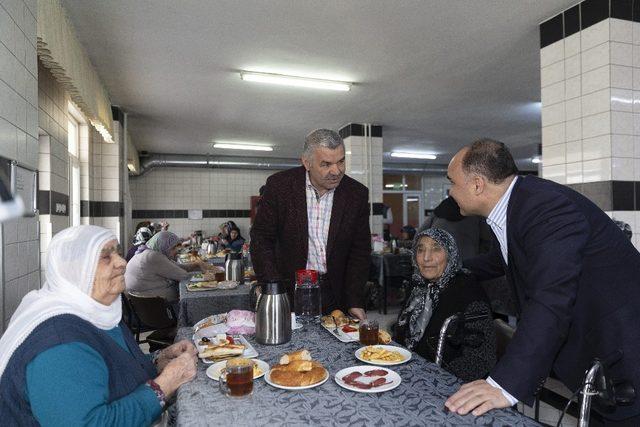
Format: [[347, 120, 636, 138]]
[[486, 376, 519, 406]]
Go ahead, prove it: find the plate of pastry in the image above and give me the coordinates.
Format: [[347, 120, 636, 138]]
[[264, 349, 329, 390], [194, 333, 258, 363]]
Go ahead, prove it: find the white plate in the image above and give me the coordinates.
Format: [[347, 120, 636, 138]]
[[334, 366, 401, 393], [321, 324, 359, 343], [194, 334, 259, 363], [355, 345, 412, 366], [193, 313, 227, 331], [206, 359, 269, 381], [264, 368, 329, 390]]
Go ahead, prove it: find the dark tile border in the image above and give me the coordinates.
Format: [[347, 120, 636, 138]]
[[80, 200, 124, 217], [339, 123, 383, 139], [567, 180, 640, 211], [112, 106, 124, 124], [38, 190, 69, 216], [132, 209, 250, 219], [540, 0, 636, 48]]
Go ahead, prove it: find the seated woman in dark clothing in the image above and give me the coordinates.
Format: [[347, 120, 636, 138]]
[[394, 227, 496, 382], [223, 226, 246, 252]]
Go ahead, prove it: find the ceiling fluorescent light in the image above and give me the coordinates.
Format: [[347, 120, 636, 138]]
[[213, 142, 273, 152], [127, 163, 136, 172], [240, 71, 351, 92], [531, 156, 542, 164], [390, 152, 437, 160]]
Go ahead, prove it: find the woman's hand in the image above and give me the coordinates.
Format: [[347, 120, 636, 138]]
[[156, 340, 197, 371], [153, 352, 197, 398]]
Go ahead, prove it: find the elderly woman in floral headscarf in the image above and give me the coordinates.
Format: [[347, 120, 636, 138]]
[[125, 226, 154, 262], [395, 227, 496, 381], [125, 231, 211, 303]]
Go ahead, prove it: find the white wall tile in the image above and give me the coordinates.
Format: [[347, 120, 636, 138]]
[[565, 75, 581, 99], [540, 40, 564, 68], [611, 111, 634, 135], [611, 88, 634, 112], [566, 162, 583, 184], [542, 122, 565, 146], [581, 20, 610, 52], [611, 134, 634, 157], [612, 65, 633, 89], [611, 157, 635, 180], [582, 88, 610, 117], [634, 113, 640, 135], [633, 21, 640, 45], [543, 143, 565, 166], [611, 42, 632, 67], [566, 118, 582, 142], [542, 164, 566, 184], [566, 140, 582, 163], [634, 91, 640, 113], [541, 61, 564, 88], [541, 81, 565, 106], [564, 55, 581, 80], [582, 134, 611, 160], [565, 33, 581, 58], [581, 42, 610, 72], [541, 102, 565, 126], [635, 158, 640, 180], [582, 65, 610, 95], [565, 97, 582, 121], [610, 19, 633, 44], [582, 111, 611, 139], [583, 158, 612, 182], [634, 45, 640, 68]]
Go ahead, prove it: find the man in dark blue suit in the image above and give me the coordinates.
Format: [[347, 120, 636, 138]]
[[444, 139, 640, 424]]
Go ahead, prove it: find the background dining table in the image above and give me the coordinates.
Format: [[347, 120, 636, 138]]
[[173, 324, 540, 426], [177, 280, 253, 327]]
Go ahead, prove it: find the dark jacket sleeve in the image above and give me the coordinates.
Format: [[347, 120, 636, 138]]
[[490, 191, 589, 405], [463, 238, 505, 281], [250, 175, 281, 281], [445, 300, 496, 382], [344, 187, 372, 309]]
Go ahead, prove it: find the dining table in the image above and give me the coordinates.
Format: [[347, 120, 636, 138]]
[[173, 324, 539, 426], [177, 279, 253, 327]]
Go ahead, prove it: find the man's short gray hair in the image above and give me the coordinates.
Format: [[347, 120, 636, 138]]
[[303, 129, 344, 159]]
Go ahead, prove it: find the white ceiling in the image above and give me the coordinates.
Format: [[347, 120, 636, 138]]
[[61, 0, 576, 170]]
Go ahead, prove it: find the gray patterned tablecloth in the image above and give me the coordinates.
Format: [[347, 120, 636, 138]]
[[174, 325, 539, 427], [177, 281, 252, 327]]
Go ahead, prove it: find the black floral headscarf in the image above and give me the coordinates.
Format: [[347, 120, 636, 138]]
[[396, 227, 463, 350]]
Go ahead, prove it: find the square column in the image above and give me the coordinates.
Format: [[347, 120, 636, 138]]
[[339, 123, 384, 236]]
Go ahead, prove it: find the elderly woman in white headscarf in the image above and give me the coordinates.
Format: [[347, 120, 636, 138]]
[[0, 225, 197, 426], [125, 231, 212, 303], [394, 227, 496, 382]]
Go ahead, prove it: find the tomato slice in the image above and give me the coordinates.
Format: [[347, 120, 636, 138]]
[[342, 325, 357, 333], [226, 335, 235, 344]]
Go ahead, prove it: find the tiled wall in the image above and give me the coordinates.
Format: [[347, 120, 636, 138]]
[[129, 167, 273, 241], [38, 61, 70, 282], [423, 174, 451, 210], [0, 0, 39, 331], [540, 18, 640, 184]]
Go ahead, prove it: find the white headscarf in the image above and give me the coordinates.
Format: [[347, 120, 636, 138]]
[[0, 225, 122, 378]]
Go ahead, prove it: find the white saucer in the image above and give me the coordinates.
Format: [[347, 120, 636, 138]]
[[206, 359, 269, 381], [334, 365, 401, 393]]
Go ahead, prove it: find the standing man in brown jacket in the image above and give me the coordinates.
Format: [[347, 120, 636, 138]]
[[250, 129, 371, 320]]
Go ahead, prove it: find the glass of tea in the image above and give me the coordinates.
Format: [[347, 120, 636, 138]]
[[359, 319, 379, 346], [219, 358, 254, 397]]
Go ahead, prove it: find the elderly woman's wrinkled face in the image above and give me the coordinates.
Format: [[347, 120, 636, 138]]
[[91, 239, 127, 305], [415, 236, 448, 281]]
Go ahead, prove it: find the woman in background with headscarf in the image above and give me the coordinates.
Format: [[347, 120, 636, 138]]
[[394, 227, 496, 382], [125, 226, 153, 262], [0, 225, 197, 425], [125, 231, 212, 302]]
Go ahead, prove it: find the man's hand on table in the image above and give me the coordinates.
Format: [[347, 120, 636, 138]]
[[445, 380, 511, 416], [348, 307, 366, 321], [156, 339, 197, 371]]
